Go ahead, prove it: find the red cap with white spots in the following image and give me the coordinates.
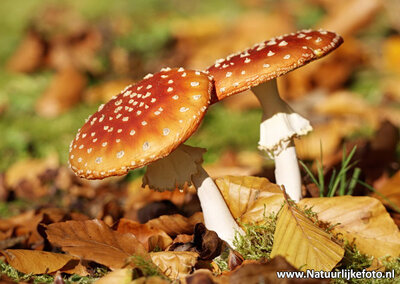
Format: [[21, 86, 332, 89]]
[[207, 29, 343, 102], [69, 68, 212, 179]]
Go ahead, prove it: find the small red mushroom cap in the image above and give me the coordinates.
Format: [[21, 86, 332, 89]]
[[69, 68, 212, 179], [207, 29, 343, 102]]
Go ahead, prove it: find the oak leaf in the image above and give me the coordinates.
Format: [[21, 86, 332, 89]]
[[299, 196, 400, 259], [270, 203, 344, 271], [46, 219, 148, 269]]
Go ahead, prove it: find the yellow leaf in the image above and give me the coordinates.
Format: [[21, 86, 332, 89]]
[[95, 269, 132, 284], [150, 251, 198, 280], [215, 176, 284, 224], [270, 203, 344, 271], [299, 196, 400, 259]]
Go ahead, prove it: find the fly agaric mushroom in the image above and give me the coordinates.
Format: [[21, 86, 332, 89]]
[[69, 68, 242, 246], [207, 29, 343, 202]]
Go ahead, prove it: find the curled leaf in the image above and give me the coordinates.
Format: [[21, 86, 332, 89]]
[[146, 212, 203, 237], [150, 251, 199, 280]]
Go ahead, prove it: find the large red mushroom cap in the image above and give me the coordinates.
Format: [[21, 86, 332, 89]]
[[69, 68, 212, 179], [207, 29, 343, 102]]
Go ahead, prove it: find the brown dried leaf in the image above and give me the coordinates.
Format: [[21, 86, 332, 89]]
[[375, 171, 400, 210], [146, 212, 203, 237], [150, 251, 199, 280], [84, 79, 133, 104], [5, 155, 59, 199], [222, 256, 327, 284], [6, 31, 44, 73], [131, 276, 171, 284], [0, 249, 85, 275], [299, 196, 400, 258], [46, 219, 148, 269], [35, 67, 87, 117], [116, 218, 172, 251], [215, 176, 284, 224]]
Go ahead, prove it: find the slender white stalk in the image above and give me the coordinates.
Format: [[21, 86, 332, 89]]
[[274, 144, 302, 202], [252, 80, 311, 202], [192, 167, 243, 247]]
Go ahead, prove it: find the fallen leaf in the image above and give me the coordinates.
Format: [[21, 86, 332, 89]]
[[0, 249, 84, 275], [193, 223, 223, 260], [35, 67, 87, 117], [84, 79, 134, 104], [270, 202, 344, 271], [299, 196, 400, 259], [150, 251, 199, 280], [146, 212, 203, 237], [95, 269, 132, 284], [222, 256, 327, 284], [137, 200, 180, 223], [46, 219, 148, 269], [215, 176, 284, 224], [375, 171, 400, 210], [6, 30, 44, 73], [116, 218, 172, 251], [131, 276, 171, 284]]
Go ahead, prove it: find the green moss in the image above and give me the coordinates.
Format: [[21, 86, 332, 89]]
[[233, 213, 277, 260]]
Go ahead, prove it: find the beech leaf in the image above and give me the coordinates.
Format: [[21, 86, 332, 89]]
[[299, 196, 400, 259], [46, 219, 148, 269], [150, 251, 199, 280], [95, 269, 132, 284], [0, 249, 84, 275], [146, 212, 203, 237], [215, 176, 284, 224], [270, 203, 344, 271], [116, 218, 173, 251]]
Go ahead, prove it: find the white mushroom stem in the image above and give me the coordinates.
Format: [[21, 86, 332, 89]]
[[251, 79, 312, 202], [143, 144, 243, 247], [192, 167, 244, 247]]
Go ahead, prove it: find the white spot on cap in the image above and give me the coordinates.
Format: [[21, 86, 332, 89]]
[[122, 117, 129, 122], [137, 110, 142, 115], [168, 80, 173, 84], [78, 157, 82, 163], [87, 148, 92, 153], [117, 129, 122, 133], [95, 157, 102, 164], [263, 63, 270, 68], [267, 40, 276, 46], [191, 82, 199, 87], [279, 41, 288, 46], [82, 133, 87, 138], [161, 75, 168, 78], [144, 73, 153, 79], [284, 54, 291, 59], [142, 121, 147, 126], [146, 85, 152, 89], [244, 58, 251, 63], [297, 33, 305, 38], [182, 72, 187, 77], [306, 36, 312, 40], [178, 67, 184, 72], [316, 37, 322, 43], [99, 115, 105, 122], [180, 107, 189, 112], [98, 104, 105, 111], [130, 130, 136, 136], [241, 71, 246, 75], [172, 95, 179, 100], [193, 95, 201, 100], [267, 51, 275, 56], [93, 138, 97, 142], [226, 72, 232, 77], [233, 82, 239, 87], [115, 99, 122, 106], [143, 142, 149, 150], [163, 128, 170, 136], [220, 87, 226, 93], [102, 142, 107, 147], [91, 132, 96, 137], [161, 67, 171, 71], [167, 87, 173, 92], [79, 144, 84, 149], [116, 139, 121, 143], [104, 126, 109, 130], [151, 98, 156, 103], [116, 151, 124, 158]]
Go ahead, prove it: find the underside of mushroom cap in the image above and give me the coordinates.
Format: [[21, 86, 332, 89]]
[[207, 29, 343, 102], [69, 68, 212, 179]]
